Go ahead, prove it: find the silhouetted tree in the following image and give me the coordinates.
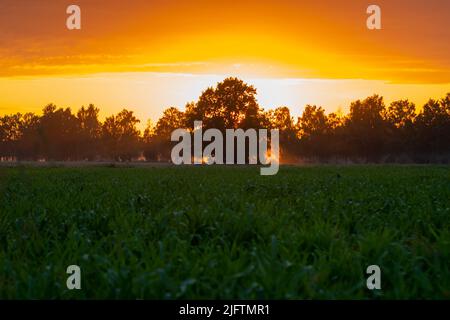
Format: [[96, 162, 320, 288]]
[[147, 107, 185, 161], [101, 109, 141, 161], [17, 112, 40, 160], [37, 104, 81, 160], [77, 104, 101, 160], [142, 119, 158, 161], [345, 95, 388, 160], [384, 99, 416, 128], [265, 107, 298, 161], [382, 99, 417, 156], [297, 105, 329, 159], [185, 77, 260, 131], [414, 95, 450, 159], [0, 79, 449, 164], [0, 113, 22, 160]]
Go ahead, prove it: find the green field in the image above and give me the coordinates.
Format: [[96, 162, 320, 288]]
[[0, 165, 449, 299]]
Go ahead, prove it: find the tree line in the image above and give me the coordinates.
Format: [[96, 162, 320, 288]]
[[1, 77, 449, 163]]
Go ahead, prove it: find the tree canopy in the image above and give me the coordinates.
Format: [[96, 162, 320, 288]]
[[1, 78, 449, 163]]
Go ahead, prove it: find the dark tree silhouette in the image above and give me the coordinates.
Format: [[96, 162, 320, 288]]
[[77, 104, 101, 160], [264, 107, 298, 161], [414, 95, 450, 159], [145, 107, 185, 161], [0, 78, 449, 164], [345, 95, 388, 160], [297, 105, 329, 159], [38, 104, 80, 160], [0, 113, 22, 160], [17, 112, 40, 160], [101, 109, 141, 161], [185, 77, 261, 131]]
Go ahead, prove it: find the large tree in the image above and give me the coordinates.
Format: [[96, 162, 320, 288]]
[[102, 109, 141, 161], [185, 77, 261, 130], [345, 95, 388, 160], [38, 104, 80, 160], [415, 95, 450, 156], [297, 105, 329, 158], [77, 104, 101, 160], [0, 113, 23, 159]]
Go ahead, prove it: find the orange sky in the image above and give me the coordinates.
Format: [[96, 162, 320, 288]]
[[1, 0, 449, 123]]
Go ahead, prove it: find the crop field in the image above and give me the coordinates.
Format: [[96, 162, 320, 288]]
[[0, 165, 449, 299]]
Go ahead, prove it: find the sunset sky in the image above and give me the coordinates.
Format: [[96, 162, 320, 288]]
[[1, 0, 449, 125]]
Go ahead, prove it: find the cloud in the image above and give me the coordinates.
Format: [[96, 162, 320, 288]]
[[0, 0, 449, 83]]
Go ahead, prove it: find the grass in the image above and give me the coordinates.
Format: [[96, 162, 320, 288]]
[[0, 165, 449, 299]]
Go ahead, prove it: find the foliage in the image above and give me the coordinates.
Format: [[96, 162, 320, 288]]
[[1, 78, 449, 163]]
